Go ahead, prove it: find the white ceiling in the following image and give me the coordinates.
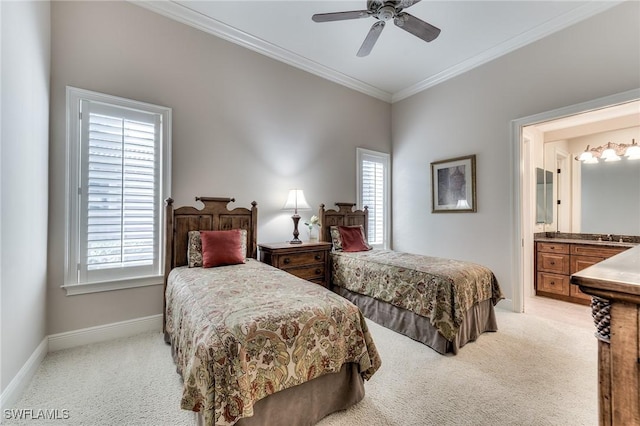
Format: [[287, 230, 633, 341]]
[[135, 1, 623, 103]]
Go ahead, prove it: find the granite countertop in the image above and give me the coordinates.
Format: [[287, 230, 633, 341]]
[[534, 237, 637, 248], [534, 232, 639, 248]]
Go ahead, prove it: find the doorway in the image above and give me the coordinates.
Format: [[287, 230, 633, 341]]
[[511, 89, 640, 313]]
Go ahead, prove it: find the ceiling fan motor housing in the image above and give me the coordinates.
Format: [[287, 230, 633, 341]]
[[377, 6, 396, 21]]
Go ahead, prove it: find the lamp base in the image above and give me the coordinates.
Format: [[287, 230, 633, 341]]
[[290, 214, 302, 244]]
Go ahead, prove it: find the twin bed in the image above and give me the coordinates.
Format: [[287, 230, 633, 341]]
[[319, 202, 503, 355], [163, 197, 381, 426], [164, 197, 503, 425]]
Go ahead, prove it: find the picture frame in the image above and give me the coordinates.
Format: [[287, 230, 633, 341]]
[[431, 154, 476, 213]]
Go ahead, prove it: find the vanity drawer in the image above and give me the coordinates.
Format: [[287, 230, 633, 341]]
[[570, 244, 627, 258], [537, 272, 570, 296], [537, 252, 570, 274], [570, 255, 604, 274], [537, 242, 569, 254]]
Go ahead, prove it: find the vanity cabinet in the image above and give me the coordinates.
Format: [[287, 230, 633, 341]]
[[535, 241, 630, 304]]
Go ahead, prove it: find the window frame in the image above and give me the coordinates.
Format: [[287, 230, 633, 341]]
[[64, 87, 171, 295], [356, 147, 390, 249]]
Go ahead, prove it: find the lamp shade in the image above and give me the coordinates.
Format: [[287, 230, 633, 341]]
[[601, 143, 620, 161], [282, 189, 311, 212], [578, 146, 593, 162]]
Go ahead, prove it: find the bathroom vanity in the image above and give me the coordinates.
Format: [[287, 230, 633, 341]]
[[534, 233, 638, 304]]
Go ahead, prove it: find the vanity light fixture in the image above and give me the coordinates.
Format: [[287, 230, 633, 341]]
[[575, 139, 640, 162]]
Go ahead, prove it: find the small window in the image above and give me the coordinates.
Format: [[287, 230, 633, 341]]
[[357, 148, 390, 249], [64, 87, 171, 295]]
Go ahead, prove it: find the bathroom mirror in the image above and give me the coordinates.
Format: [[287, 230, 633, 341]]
[[535, 168, 554, 225], [580, 158, 640, 235]]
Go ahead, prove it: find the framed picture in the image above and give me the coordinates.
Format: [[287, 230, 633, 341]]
[[431, 154, 476, 213]]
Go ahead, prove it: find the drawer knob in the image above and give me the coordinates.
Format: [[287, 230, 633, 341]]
[[315, 254, 321, 261], [550, 281, 555, 285], [283, 258, 290, 264], [549, 261, 555, 265], [315, 268, 322, 274]]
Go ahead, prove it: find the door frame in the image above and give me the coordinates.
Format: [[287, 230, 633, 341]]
[[509, 88, 639, 313]]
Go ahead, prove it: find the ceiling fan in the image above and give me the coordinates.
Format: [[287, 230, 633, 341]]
[[312, 0, 441, 57]]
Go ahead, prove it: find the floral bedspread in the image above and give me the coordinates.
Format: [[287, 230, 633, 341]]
[[331, 249, 504, 342], [165, 259, 381, 426]]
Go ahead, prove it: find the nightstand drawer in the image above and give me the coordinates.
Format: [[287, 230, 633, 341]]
[[287, 265, 325, 281], [276, 251, 326, 268], [258, 242, 332, 288]]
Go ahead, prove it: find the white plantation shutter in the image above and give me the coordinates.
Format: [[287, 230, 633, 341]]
[[66, 88, 171, 293], [361, 160, 384, 245], [357, 148, 390, 249]]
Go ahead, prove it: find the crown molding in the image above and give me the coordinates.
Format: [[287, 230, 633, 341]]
[[131, 0, 622, 104], [392, 1, 625, 103], [130, 0, 393, 103]]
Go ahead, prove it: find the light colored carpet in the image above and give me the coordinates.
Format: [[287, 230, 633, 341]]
[[6, 308, 597, 425]]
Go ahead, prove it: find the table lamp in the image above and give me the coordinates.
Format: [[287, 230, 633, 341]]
[[282, 189, 311, 244]]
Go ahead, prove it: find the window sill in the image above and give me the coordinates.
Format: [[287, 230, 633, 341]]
[[62, 275, 163, 296]]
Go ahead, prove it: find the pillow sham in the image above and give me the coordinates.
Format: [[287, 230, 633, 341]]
[[187, 229, 247, 267], [330, 225, 371, 252], [201, 229, 245, 267], [338, 225, 372, 252]]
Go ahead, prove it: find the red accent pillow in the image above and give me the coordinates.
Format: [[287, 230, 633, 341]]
[[200, 230, 245, 267], [338, 226, 371, 252]]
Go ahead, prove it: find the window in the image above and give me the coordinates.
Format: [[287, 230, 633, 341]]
[[64, 87, 171, 295], [357, 148, 390, 249]]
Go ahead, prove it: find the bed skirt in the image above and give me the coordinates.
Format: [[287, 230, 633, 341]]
[[194, 362, 364, 426], [334, 286, 497, 355]]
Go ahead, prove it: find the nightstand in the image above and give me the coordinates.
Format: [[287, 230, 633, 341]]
[[258, 242, 332, 288]]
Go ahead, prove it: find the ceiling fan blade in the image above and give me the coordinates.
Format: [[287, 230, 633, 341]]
[[394, 12, 441, 42], [312, 10, 371, 23], [398, 0, 421, 9], [357, 21, 385, 57]]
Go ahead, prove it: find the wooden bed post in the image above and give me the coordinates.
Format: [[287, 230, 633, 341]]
[[163, 197, 174, 336], [250, 200, 258, 259]]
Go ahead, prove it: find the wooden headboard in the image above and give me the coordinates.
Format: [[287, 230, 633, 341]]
[[163, 196, 257, 334], [164, 196, 258, 274], [318, 202, 369, 243]]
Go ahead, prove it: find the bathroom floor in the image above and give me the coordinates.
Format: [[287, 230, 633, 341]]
[[525, 295, 593, 330]]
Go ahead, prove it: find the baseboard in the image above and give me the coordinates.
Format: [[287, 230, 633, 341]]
[[496, 298, 514, 312], [48, 314, 163, 352], [0, 337, 48, 413]]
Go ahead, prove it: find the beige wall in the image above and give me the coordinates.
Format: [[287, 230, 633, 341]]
[[1, 1, 50, 393], [47, 1, 391, 334], [391, 1, 640, 305]]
